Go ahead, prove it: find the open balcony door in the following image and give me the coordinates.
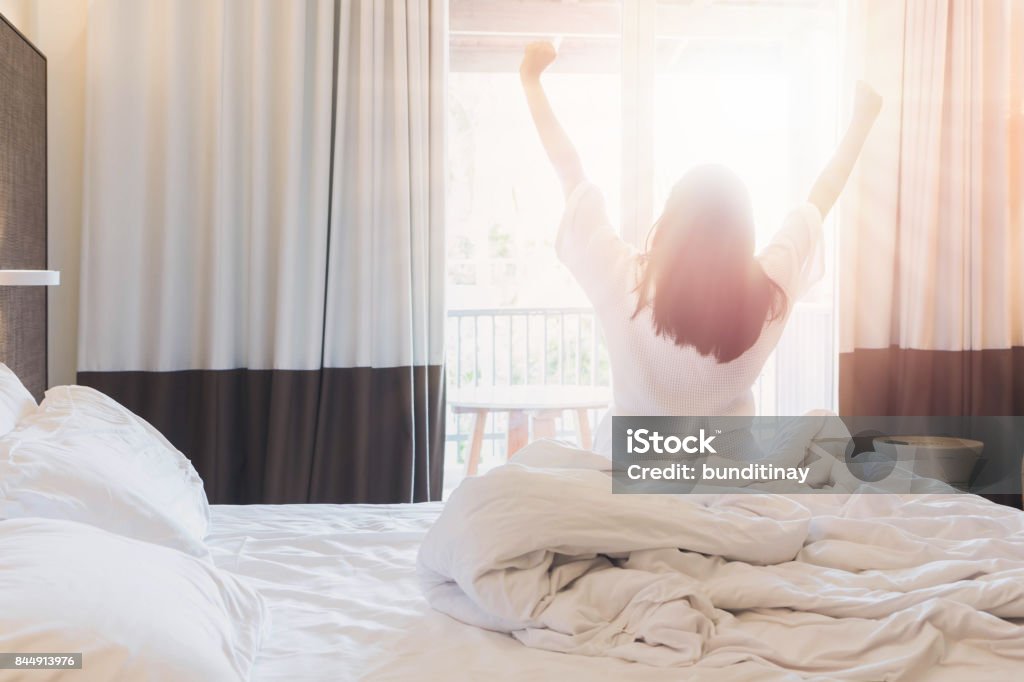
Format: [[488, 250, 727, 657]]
[[444, 0, 843, 492]]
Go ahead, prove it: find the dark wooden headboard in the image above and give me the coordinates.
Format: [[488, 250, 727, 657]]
[[0, 13, 47, 400]]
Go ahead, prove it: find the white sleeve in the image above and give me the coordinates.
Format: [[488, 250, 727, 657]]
[[555, 182, 635, 308], [758, 203, 825, 302]]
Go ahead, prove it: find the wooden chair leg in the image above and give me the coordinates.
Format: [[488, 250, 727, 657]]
[[507, 410, 529, 459], [575, 408, 593, 450], [532, 410, 559, 441], [466, 409, 487, 476]]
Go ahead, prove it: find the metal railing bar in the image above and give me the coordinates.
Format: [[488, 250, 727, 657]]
[[560, 312, 566, 384], [590, 315, 598, 386], [542, 313, 548, 385], [525, 315, 531, 383], [456, 317, 463, 387], [575, 313, 582, 383]]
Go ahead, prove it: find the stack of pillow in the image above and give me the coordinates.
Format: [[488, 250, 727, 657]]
[[0, 364, 268, 681]]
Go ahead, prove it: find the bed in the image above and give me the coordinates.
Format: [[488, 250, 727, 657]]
[[210, 492, 1024, 682], [208, 502, 801, 682], [2, 377, 1023, 681]]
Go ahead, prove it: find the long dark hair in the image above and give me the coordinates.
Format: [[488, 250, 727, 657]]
[[632, 165, 787, 364]]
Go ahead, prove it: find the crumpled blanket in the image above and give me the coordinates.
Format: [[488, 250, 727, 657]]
[[418, 440, 1024, 680]]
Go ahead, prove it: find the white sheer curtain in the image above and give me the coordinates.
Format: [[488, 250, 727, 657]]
[[77, 0, 336, 503], [79, 0, 336, 373], [323, 0, 445, 372], [77, 0, 447, 503], [310, 0, 447, 502], [839, 0, 1024, 416]]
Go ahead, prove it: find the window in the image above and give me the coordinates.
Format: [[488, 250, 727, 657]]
[[446, 0, 842, 492]]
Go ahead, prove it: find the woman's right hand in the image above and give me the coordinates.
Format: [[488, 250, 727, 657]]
[[853, 80, 883, 123], [520, 41, 557, 81]]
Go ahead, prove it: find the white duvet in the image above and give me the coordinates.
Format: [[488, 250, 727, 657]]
[[418, 442, 1024, 680]]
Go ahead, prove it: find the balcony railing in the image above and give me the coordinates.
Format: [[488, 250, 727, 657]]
[[447, 307, 610, 389], [444, 308, 610, 484], [442, 303, 833, 491]]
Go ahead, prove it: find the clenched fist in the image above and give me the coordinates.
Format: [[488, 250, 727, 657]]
[[520, 41, 557, 81]]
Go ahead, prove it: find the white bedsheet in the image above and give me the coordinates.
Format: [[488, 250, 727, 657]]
[[208, 504, 805, 681]]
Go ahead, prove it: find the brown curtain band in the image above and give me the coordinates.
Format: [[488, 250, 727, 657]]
[[77, 366, 445, 504]]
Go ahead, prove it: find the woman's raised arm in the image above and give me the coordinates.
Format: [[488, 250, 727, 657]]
[[519, 42, 586, 198], [807, 81, 883, 219]]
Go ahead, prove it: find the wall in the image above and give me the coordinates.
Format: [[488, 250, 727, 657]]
[[0, 0, 86, 387], [0, 0, 27, 29]]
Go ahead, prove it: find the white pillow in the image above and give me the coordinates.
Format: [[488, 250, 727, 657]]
[[0, 517, 267, 681], [0, 385, 211, 556], [0, 362, 36, 436]]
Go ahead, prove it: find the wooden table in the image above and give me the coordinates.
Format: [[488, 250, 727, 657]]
[[449, 385, 612, 476]]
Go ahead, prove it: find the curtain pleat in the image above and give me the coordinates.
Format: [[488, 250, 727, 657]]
[[75, 369, 321, 503], [80, 0, 335, 372], [839, 348, 1024, 417], [839, 0, 1023, 505], [839, 0, 1024, 416], [308, 366, 444, 503], [78, 0, 446, 503], [310, 0, 446, 503]]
